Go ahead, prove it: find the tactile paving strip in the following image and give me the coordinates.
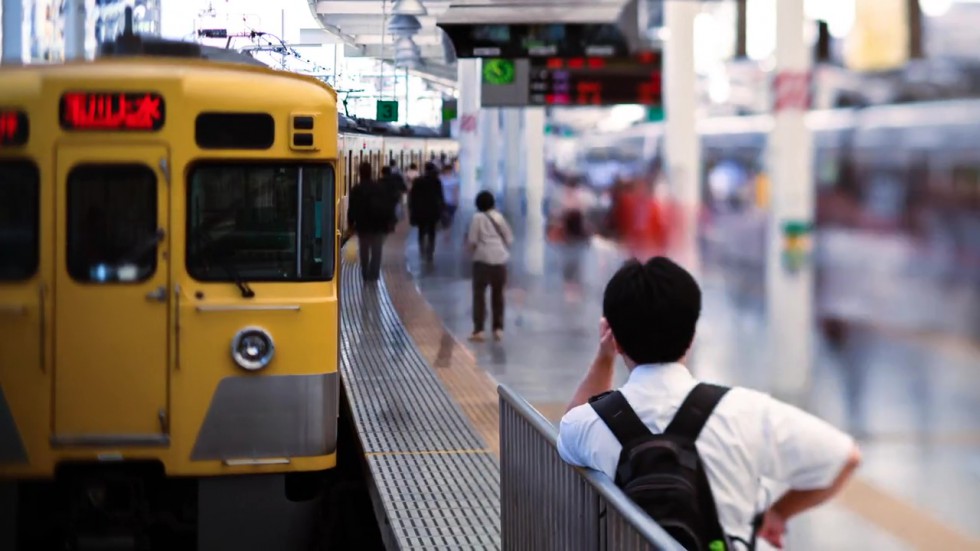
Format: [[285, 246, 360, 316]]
[[378, 230, 502, 455], [339, 260, 501, 550]]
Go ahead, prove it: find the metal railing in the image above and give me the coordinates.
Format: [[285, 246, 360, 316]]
[[499, 384, 684, 551]]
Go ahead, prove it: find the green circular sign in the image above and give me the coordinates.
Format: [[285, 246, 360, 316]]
[[483, 59, 516, 85]]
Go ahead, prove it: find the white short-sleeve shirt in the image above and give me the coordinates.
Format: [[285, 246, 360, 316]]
[[556, 363, 855, 543]]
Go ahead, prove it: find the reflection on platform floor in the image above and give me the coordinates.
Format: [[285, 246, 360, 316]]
[[400, 207, 979, 550]]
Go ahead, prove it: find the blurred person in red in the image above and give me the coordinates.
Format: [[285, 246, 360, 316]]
[[607, 177, 638, 244]]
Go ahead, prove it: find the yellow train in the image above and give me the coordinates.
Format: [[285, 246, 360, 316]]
[[0, 31, 354, 549]]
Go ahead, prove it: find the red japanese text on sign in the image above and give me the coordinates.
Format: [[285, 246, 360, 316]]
[[0, 110, 28, 146], [0, 112, 18, 141], [60, 92, 165, 131]]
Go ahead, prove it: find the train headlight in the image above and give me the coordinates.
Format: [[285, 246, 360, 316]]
[[231, 327, 275, 371]]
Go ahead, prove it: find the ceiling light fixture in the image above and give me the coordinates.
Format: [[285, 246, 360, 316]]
[[388, 14, 423, 36], [391, 0, 428, 16]]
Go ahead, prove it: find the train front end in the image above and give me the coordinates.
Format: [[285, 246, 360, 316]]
[[0, 56, 341, 550]]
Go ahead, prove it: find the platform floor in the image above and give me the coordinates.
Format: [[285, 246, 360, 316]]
[[386, 207, 980, 551], [339, 242, 501, 550]]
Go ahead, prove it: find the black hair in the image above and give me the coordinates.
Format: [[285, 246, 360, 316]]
[[409, 163, 418, 170], [475, 191, 495, 212], [424, 162, 438, 173], [381, 166, 392, 177], [602, 257, 701, 365], [358, 162, 373, 183]]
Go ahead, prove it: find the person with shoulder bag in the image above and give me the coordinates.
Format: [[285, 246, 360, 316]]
[[466, 191, 513, 342]]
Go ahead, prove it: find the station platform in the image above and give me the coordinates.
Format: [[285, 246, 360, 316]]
[[338, 230, 502, 550], [381, 204, 980, 551]]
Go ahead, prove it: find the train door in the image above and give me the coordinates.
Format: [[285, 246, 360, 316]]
[[0, 160, 41, 460], [52, 144, 170, 445]]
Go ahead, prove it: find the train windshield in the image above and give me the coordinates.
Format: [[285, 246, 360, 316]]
[[0, 161, 39, 281], [186, 163, 335, 283]]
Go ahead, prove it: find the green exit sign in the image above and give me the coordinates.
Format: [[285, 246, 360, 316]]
[[646, 106, 665, 122], [376, 100, 399, 122]]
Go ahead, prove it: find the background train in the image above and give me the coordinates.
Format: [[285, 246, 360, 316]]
[[571, 100, 980, 342], [337, 115, 459, 236]]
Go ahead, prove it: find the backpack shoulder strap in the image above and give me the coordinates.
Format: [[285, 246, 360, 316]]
[[664, 383, 730, 439], [588, 391, 652, 446]]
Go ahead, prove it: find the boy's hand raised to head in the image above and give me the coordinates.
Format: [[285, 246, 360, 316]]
[[565, 317, 619, 413], [597, 317, 617, 362]]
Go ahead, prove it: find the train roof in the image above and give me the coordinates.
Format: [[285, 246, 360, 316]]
[[0, 58, 338, 107], [339, 115, 447, 138], [11, 11, 341, 102]]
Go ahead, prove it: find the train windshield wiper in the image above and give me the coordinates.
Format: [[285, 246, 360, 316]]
[[195, 231, 255, 298], [222, 261, 255, 299]]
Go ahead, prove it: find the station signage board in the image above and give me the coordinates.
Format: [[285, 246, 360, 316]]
[[440, 23, 630, 59], [528, 53, 662, 106], [376, 100, 399, 123]]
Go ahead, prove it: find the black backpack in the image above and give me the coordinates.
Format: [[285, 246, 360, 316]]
[[589, 383, 731, 551]]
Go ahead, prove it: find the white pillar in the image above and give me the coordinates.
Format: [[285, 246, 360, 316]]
[[457, 58, 483, 208], [523, 107, 546, 275], [1, 0, 26, 64], [664, 0, 702, 275], [481, 108, 501, 196], [64, 0, 87, 61], [502, 108, 523, 219], [767, 0, 814, 402]]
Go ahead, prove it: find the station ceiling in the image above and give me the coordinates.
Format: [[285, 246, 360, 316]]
[[306, 0, 456, 82], [305, 0, 642, 85]]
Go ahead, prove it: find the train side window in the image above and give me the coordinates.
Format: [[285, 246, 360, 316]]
[[0, 161, 39, 281], [67, 164, 157, 283], [348, 152, 354, 193]]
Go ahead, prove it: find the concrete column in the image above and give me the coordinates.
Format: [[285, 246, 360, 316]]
[[64, 0, 87, 61], [481, 108, 501, 197], [767, 0, 814, 402], [523, 107, 546, 275], [457, 58, 483, 208], [1, 0, 26, 64], [664, 1, 702, 275], [502, 108, 523, 219]]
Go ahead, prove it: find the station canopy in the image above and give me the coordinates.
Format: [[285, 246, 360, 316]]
[[304, 0, 457, 84], [304, 0, 656, 84]]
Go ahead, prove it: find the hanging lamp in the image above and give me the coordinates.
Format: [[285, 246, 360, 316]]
[[391, 0, 428, 16]]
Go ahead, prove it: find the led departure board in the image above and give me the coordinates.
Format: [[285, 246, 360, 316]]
[[528, 53, 662, 106], [441, 23, 630, 59], [0, 110, 29, 147], [60, 92, 165, 131]]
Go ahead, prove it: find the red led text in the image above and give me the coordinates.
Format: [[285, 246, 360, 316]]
[[60, 92, 165, 131], [0, 112, 19, 141], [0, 110, 28, 146]]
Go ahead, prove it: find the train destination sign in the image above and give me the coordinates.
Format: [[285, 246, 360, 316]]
[[0, 110, 29, 147], [528, 53, 663, 106], [60, 92, 165, 131]]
